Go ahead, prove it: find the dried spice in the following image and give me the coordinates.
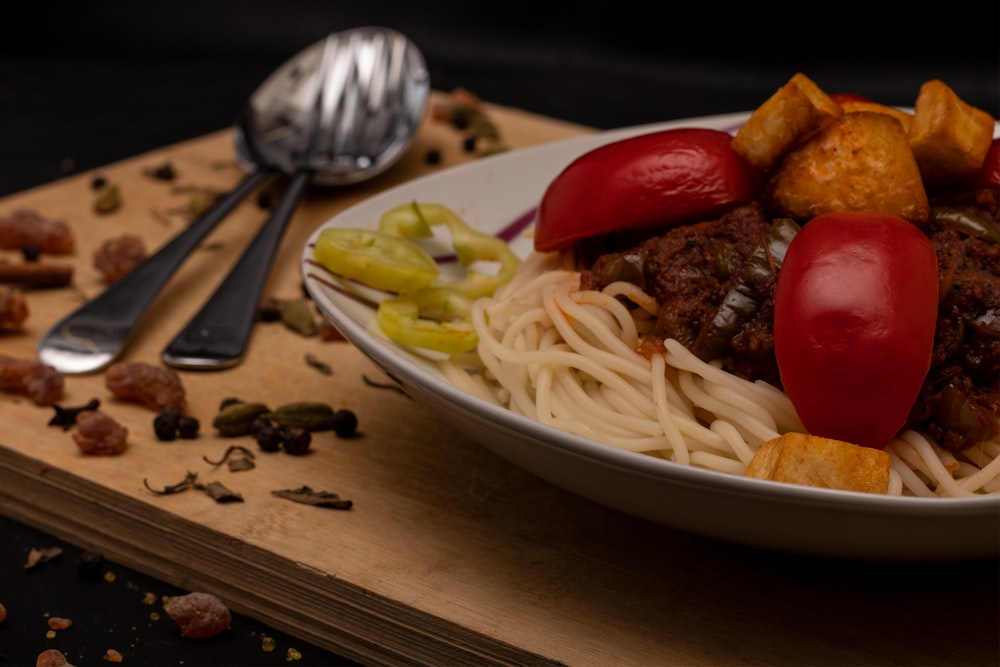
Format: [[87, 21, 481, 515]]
[[267, 401, 336, 431], [72, 410, 129, 455], [304, 353, 332, 375], [48, 397, 100, 430], [362, 373, 406, 395], [331, 409, 359, 438], [271, 486, 353, 510], [144, 471, 198, 496], [0, 601, 6, 624], [143, 162, 177, 181], [24, 546, 63, 571], [203, 445, 256, 472], [279, 298, 318, 336], [0, 261, 73, 287], [279, 426, 312, 455], [20, 241, 40, 262], [93, 182, 122, 214], [197, 480, 244, 503], [154, 406, 200, 441], [212, 401, 271, 436], [164, 592, 232, 639], [143, 472, 243, 503]]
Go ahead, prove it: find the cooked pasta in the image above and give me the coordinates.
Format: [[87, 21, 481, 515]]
[[441, 251, 1000, 497]]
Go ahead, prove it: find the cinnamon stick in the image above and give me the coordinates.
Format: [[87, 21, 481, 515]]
[[0, 262, 73, 287]]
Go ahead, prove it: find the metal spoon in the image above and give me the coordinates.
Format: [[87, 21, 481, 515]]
[[37, 27, 429, 374]]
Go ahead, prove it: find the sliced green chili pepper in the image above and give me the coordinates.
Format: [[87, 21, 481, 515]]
[[313, 228, 439, 293], [692, 217, 800, 362], [376, 287, 478, 354], [380, 201, 521, 298], [931, 206, 1000, 244]]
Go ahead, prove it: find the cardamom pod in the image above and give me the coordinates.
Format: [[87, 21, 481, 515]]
[[279, 299, 318, 337], [94, 183, 121, 214], [267, 401, 336, 431], [212, 401, 270, 437]]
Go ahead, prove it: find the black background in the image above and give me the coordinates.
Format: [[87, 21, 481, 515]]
[[1, 2, 998, 665]]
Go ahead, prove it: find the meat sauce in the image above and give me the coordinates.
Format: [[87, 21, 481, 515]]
[[579, 191, 1000, 452]]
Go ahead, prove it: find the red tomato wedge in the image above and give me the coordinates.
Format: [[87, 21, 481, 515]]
[[534, 128, 759, 251], [774, 212, 939, 449], [971, 137, 1000, 188]]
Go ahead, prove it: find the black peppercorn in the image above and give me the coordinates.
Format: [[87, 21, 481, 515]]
[[153, 407, 182, 441], [177, 416, 200, 439], [255, 422, 283, 452], [331, 409, 358, 438], [90, 175, 107, 190], [462, 135, 477, 153], [281, 426, 312, 455], [20, 241, 40, 262], [424, 148, 442, 165]]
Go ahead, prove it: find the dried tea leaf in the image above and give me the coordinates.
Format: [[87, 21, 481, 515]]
[[144, 471, 198, 496], [203, 445, 256, 471], [25, 546, 63, 570], [196, 481, 244, 504], [304, 353, 332, 375], [271, 486, 353, 510]]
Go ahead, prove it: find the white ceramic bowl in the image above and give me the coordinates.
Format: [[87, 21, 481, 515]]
[[302, 113, 1000, 561]]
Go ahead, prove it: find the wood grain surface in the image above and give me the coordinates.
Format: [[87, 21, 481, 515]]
[[1, 93, 997, 667]]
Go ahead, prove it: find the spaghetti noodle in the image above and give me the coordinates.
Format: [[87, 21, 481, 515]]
[[442, 250, 1000, 498]]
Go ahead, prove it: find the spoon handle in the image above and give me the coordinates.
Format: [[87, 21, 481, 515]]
[[161, 169, 313, 370], [36, 169, 273, 375]]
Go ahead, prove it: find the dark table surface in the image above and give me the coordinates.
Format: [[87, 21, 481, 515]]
[[2, 3, 998, 666]]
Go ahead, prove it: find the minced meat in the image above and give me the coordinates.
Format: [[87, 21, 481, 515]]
[[579, 191, 1000, 452]]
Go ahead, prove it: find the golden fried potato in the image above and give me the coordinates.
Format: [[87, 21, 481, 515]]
[[764, 111, 930, 223], [838, 99, 914, 133], [908, 79, 996, 183], [732, 72, 842, 172], [745, 432, 891, 494]]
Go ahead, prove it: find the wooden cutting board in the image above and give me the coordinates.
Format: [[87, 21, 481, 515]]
[[1, 92, 997, 667]]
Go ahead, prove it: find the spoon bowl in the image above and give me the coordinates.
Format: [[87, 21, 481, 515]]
[[37, 27, 429, 374]]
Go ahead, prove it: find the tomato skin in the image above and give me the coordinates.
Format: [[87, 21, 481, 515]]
[[970, 137, 1000, 188], [773, 213, 939, 449], [534, 128, 759, 252]]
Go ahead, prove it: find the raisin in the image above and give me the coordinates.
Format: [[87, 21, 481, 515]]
[[35, 649, 74, 667], [331, 409, 359, 438], [93, 234, 147, 284], [0, 353, 64, 405], [164, 591, 231, 638], [105, 361, 186, 411], [47, 616, 72, 630], [0, 208, 75, 254], [0, 285, 29, 330], [72, 411, 128, 456]]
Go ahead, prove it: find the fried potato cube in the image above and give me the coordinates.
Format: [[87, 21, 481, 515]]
[[732, 72, 842, 172], [908, 79, 996, 184], [764, 111, 930, 223], [838, 99, 914, 134], [745, 432, 891, 494]]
